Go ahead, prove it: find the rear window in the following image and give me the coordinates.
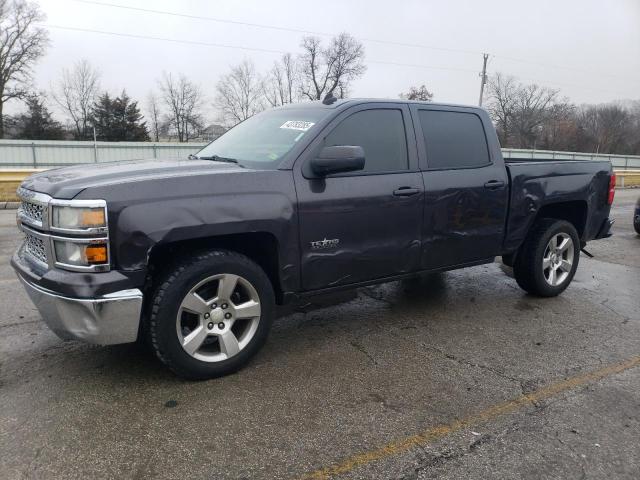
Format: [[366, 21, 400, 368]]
[[418, 110, 490, 169]]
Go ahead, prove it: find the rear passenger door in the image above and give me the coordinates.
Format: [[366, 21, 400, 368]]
[[411, 106, 508, 270], [294, 104, 424, 290]]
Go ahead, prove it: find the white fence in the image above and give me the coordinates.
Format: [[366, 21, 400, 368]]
[[0, 140, 639, 170], [0, 139, 208, 167], [502, 148, 640, 170]]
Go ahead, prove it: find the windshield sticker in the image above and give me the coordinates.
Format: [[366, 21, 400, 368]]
[[280, 120, 315, 131]]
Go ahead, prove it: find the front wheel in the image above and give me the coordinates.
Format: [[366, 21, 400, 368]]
[[148, 250, 274, 380], [513, 219, 580, 297]]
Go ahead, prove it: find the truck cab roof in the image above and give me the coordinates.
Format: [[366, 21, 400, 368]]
[[274, 98, 487, 113]]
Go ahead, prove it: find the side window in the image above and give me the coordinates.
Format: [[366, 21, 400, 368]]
[[324, 109, 408, 173], [418, 110, 490, 169]]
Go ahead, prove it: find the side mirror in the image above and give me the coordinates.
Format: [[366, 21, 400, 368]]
[[310, 146, 365, 176]]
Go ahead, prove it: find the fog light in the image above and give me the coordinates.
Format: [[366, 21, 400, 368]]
[[54, 240, 109, 267], [86, 245, 108, 264]]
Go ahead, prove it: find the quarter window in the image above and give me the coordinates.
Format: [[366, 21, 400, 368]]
[[418, 110, 490, 169], [324, 109, 408, 173]]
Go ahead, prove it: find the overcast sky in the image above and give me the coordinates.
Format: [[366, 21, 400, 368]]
[[13, 0, 640, 121]]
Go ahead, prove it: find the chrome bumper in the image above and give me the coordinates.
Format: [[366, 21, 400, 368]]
[[17, 275, 143, 345]]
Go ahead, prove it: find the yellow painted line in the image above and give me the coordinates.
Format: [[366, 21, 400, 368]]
[[300, 355, 640, 480]]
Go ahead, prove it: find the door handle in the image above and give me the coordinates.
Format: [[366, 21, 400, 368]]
[[484, 180, 505, 190], [393, 187, 420, 197]]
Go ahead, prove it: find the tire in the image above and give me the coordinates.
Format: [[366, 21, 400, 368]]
[[148, 249, 275, 380], [634, 215, 640, 235], [513, 219, 580, 297]]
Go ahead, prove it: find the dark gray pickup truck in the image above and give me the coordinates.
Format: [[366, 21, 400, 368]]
[[12, 99, 615, 379]]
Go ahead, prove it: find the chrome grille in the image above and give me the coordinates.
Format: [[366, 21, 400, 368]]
[[20, 200, 45, 224], [23, 231, 47, 264]]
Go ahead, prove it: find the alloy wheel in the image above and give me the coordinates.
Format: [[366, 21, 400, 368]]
[[176, 273, 261, 362], [542, 233, 574, 286]]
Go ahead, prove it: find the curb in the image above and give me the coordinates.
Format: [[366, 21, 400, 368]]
[[0, 202, 19, 209]]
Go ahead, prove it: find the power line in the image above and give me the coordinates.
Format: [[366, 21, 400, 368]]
[[71, 0, 638, 83], [493, 54, 640, 84], [45, 24, 288, 55], [509, 73, 630, 99], [44, 24, 631, 98], [43, 24, 478, 74], [73, 0, 332, 38], [368, 59, 476, 73], [71, 0, 482, 58]]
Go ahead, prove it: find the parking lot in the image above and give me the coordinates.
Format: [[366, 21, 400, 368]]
[[0, 189, 638, 480]]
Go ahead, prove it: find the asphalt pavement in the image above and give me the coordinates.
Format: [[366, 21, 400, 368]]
[[0, 189, 638, 480]]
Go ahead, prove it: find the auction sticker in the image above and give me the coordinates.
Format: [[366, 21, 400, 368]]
[[280, 120, 315, 131]]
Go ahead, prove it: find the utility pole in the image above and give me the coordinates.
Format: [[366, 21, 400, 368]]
[[478, 53, 489, 107]]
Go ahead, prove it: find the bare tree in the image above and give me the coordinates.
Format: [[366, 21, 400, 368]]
[[576, 104, 633, 154], [510, 83, 560, 148], [52, 59, 100, 140], [485, 73, 560, 148], [299, 33, 366, 101], [215, 59, 265, 126], [146, 91, 162, 142], [263, 53, 298, 107], [399, 85, 433, 101], [0, 0, 49, 138], [158, 72, 204, 142], [485, 73, 518, 146], [537, 102, 577, 151]]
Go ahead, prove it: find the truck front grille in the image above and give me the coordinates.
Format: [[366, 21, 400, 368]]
[[20, 200, 45, 224], [23, 231, 47, 264]]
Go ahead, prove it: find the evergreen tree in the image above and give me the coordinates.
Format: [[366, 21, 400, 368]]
[[15, 94, 65, 140], [91, 92, 115, 140], [92, 90, 149, 141]]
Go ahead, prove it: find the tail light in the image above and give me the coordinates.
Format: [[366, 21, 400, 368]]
[[607, 173, 616, 205]]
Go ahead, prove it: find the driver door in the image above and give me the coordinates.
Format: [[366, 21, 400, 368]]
[[293, 104, 424, 291]]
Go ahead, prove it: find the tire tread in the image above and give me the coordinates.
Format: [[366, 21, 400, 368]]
[[147, 249, 273, 379], [513, 218, 579, 297]]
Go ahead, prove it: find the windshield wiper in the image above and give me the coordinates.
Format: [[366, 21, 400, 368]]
[[195, 154, 244, 167]]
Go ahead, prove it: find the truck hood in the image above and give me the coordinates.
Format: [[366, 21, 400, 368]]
[[21, 158, 245, 199]]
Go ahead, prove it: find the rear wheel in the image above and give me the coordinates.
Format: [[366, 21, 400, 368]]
[[513, 219, 580, 297], [148, 250, 274, 380], [634, 214, 640, 235]]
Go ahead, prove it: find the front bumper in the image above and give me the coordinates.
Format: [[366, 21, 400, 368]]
[[16, 274, 143, 345]]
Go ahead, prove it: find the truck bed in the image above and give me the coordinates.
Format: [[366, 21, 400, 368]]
[[502, 157, 612, 252]]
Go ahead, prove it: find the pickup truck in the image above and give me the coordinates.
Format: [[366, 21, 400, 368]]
[[12, 98, 615, 379]]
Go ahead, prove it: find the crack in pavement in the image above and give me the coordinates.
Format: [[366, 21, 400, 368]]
[[420, 343, 527, 393], [349, 339, 379, 366], [298, 356, 640, 480]]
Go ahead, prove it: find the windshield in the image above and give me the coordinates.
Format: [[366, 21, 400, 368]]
[[195, 107, 330, 169]]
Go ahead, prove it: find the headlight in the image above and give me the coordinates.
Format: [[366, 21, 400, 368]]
[[53, 239, 109, 268], [51, 205, 107, 230]]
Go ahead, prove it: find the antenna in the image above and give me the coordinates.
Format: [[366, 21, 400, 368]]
[[322, 92, 337, 105]]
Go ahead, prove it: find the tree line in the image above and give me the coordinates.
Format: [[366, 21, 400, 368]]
[[485, 73, 640, 155], [1, 1, 369, 142], [1, 0, 639, 155]]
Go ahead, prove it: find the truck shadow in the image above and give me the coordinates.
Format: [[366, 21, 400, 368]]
[[6, 273, 454, 385], [78, 274, 451, 382]]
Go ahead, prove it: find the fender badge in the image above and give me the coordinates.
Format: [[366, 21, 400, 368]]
[[310, 238, 340, 250]]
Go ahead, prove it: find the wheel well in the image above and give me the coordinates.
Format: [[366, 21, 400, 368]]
[[147, 232, 284, 304], [536, 201, 588, 237]]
